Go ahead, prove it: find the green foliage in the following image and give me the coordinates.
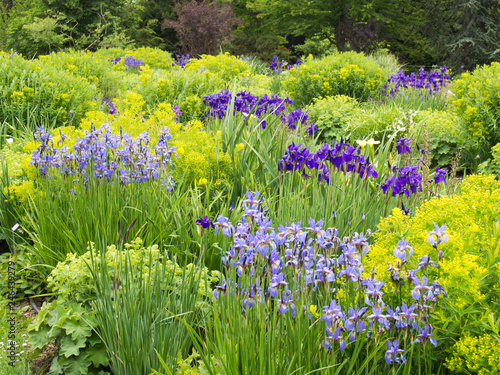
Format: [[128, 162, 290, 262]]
[[138, 68, 224, 109], [28, 299, 109, 375], [234, 73, 273, 97], [0, 301, 34, 374], [178, 94, 205, 122], [293, 34, 336, 58], [21, 16, 65, 53], [368, 49, 402, 76], [423, 0, 500, 72], [90, 241, 215, 373], [229, 0, 289, 61], [0, 251, 46, 299], [2, 0, 52, 57], [185, 53, 250, 82], [347, 105, 416, 144], [450, 62, 500, 163], [247, 0, 397, 53], [413, 109, 467, 166], [28, 238, 219, 375], [42, 0, 127, 50], [282, 52, 389, 107], [47, 238, 219, 309], [479, 143, 500, 179], [306, 95, 359, 143], [0, 51, 98, 129]]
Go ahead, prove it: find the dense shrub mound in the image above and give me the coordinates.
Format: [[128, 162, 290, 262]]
[[282, 52, 389, 106]]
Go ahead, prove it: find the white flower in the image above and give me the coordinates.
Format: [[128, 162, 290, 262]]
[[6, 138, 13, 144]]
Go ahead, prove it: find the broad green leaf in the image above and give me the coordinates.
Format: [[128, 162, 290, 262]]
[[58, 354, 92, 375], [62, 318, 93, 339], [86, 344, 110, 367], [59, 334, 87, 358]]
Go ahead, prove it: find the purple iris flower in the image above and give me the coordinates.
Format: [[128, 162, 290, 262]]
[[417, 255, 439, 270], [322, 326, 346, 351], [415, 324, 438, 347], [427, 222, 449, 247], [196, 216, 214, 229], [393, 238, 413, 263], [433, 167, 448, 184], [396, 138, 412, 154], [385, 339, 406, 364]]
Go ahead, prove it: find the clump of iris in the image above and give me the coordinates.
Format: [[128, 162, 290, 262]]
[[109, 56, 145, 70], [381, 66, 449, 98], [270, 55, 301, 73], [381, 137, 447, 198], [30, 125, 176, 190], [172, 54, 191, 69], [203, 90, 316, 134], [211, 190, 447, 362], [278, 139, 378, 184]]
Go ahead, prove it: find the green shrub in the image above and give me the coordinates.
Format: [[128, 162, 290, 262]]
[[306, 95, 359, 143], [47, 238, 218, 307], [479, 143, 500, 179], [234, 73, 273, 97], [346, 105, 416, 144], [185, 53, 250, 82], [28, 239, 220, 375], [282, 51, 389, 106], [0, 52, 97, 128], [96, 47, 174, 70], [138, 68, 225, 108], [413, 109, 467, 166], [34, 50, 134, 98], [450, 62, 500, 162]]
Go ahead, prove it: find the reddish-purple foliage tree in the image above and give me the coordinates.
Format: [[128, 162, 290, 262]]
[[162, 0, 242, 56]]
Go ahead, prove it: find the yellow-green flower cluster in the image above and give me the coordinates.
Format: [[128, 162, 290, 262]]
[[450, 62, 500, 154], [0, 52, 97, 125], [185, 52, 250, 82], [48, 238, 221, 304], [365, 174, 500, 309], [446, 334, 500, 374], [306, 95, 359, 143], [282, 51, 389, 106]]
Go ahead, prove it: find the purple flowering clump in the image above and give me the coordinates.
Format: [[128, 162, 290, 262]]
[[109, 57, 121, 65], [203, 89, 317, 133], [30, 125, 176, 190], [382, 66, 450, 98], [270, 56, 301, 73], [100, 96, 119, 115], [279, 140, 378, 184], [173, 54, 191, 69], [381, 164, 422, 198], [212, 190, 447, 359], [123, 56, 145, 70]]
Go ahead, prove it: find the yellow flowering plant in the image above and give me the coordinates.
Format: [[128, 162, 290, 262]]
[[185, 52, 250, 82], [365, 174, 500, 369], [450, 62, 500, 163], [282, 51, 389, 106]]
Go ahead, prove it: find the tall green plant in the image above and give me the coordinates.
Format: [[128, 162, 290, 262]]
[[90, 240, 206, 374]]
